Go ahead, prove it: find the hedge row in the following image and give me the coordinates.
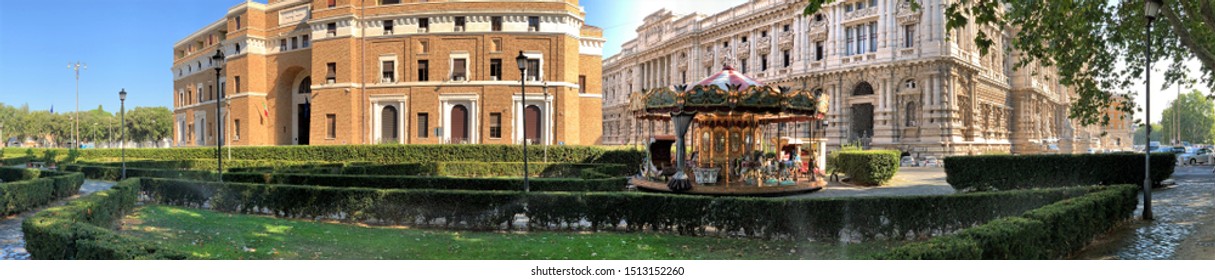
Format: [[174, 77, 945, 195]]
[[75, 158, 350, 172], [79, 159, 634, 179], [945, 153, 1177, 192], [834, 150, 901, 186], [64, 164, 628, 192], [139, 177, 1103, 241], [0, 168, 85, 216], [5, 145, 645, 165], [1, 156, 34, 166], [875, 184, 1138, 259], [21, 178, 192, 260]]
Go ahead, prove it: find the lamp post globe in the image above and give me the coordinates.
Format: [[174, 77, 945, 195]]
[[212, 50, 225, 182], [1141, 0, 1164, 220], [515, 51, 530, 192]]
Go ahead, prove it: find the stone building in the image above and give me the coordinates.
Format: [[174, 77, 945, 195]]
[[603, 0, 1131, 157], [172, 0, 604, 147]]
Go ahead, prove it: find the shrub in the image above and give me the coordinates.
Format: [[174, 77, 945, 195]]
[[137, 178, 1104, 241], [945, 153, 1176, 192], [834, 150, 901, 186], [21, 178, 192, 260], [873, 185, 1138, 259], [0, 167, 84, 215]]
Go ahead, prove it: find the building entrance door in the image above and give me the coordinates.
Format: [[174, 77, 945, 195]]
[[851, 103, 874, 142], [298, 103, 311, 145]]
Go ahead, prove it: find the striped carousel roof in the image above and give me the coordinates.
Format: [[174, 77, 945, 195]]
[[695, 66, 765, 91]]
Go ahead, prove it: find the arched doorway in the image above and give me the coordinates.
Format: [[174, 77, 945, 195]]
[[381, 105, 398, 142], [297, 76, 312, 145], [451, 104, 469, 143], [850, 82, 875, 143], [525, 105, 542, 144]]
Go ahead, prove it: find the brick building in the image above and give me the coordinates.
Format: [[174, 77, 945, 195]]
[[172, 0, 604, 147]]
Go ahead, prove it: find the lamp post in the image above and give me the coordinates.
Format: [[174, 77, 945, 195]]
[[68, 62, 86, 149], [1143, 0, 1163, 220], [119, 89, 127, 180], [212, 50, 225, 182], [516, 51, 530, 192]]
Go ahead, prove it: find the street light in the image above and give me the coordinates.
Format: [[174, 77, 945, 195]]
[[119, 89, 127, 180], [1142, 0, 1164, 220], [212, 49, 225, 182], [68, 62, 86, 149], [516, 51, 530, 192]]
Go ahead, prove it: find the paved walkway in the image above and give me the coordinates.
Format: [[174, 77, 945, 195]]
[[794, 167, 955, 198], [1074, 166, 1215, 260], [0, 180, 116, 260]]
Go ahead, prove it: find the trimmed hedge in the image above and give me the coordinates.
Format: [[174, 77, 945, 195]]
[[874, 184, 1138, 259], [21, 178, 192, 260], [0, 167, 84, 215], [6, 145, 645, 165], [81, 159, 633, 179], [945, 153, 1177, 192], [834, 150, 901, 186], [64, 164, 628, 192], [138, 178, 1105, 241], [75, 158, 348, 172]]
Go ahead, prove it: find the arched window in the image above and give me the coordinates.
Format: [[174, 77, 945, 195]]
[[381, 105, 399, 141], [299, 77, 311, 94], [853, 82, 874, 96], [905, 102, 917, 127], [904, 79, 917, 89]]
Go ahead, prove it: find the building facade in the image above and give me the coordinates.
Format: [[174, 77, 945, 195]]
[[172, 0, 604, 147], [603, 0, 1131, 157]]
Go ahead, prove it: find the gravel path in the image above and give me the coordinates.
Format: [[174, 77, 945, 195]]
[[794, 167, 956, 198], [1074, 166, 1215, 260], [0, 180, 116, 260]]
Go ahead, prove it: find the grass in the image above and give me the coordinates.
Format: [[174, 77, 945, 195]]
[[120, 205, 898, 260]]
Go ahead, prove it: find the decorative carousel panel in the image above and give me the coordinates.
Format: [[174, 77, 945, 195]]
[[736, 86, 785, 114], [784, 90, 818, 115], [682, 85, 732, 112], [643, 87, 680, 113]]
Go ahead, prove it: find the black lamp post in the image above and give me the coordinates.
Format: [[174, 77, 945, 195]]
[[1143, 0, 1163, 220], [119, 89, 127, 179], [212, 50, 225, 182], [516, 51, 530, 192]]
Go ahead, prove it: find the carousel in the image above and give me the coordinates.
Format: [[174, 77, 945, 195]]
[[630, 66, 829, 196]]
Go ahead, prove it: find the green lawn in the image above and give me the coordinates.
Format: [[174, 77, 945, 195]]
[[120, 205, 897, 260]]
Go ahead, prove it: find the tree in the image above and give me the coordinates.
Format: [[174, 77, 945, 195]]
[[1134, 123, 1165, 145], [1159, 89, 1215, 145], [804, 0, 1214, 128]]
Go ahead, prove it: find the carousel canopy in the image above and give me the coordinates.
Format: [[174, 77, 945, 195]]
[[639, 66, 828, 120]]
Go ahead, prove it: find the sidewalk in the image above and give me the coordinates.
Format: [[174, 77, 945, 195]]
[[1074, 166, 1215, 259]]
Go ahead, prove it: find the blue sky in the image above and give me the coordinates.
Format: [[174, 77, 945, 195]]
[[0, 0, 1196, 123]]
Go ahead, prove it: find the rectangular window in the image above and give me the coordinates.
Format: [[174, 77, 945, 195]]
[[904, 24, 915, 48], [418, 18, 429, 32], [382, 0, 400, 5], [783, 24, 790, 32], [326, 114, 337, 139], [302, 35, 310, 48], [761, 31, 768, 38], [327, 23, 337, 37], [857, 1, 865, 9], [208, 85, 213, 100], [528, 16, 540, 31], [383, 20, 394, 35], [452, 58, 467, 81], [579, 75, 587, 93], [326, 63, 337, 84], [417, 113, 429, 138], [491, 38, 502, 52], [491, 16, 503, 31], [858, 25, 867, 54], [455, 16, 466, 32], [815, 41, 824, 61], [761, 56, 768, 71], [219, 82, 225, 98], [291, 37, 298, 49], [741, 58, 747, 73], [417, 60, 429, 81], [870, 23, 878, 52], [783, 50, 791, 67], [280, 39, 287, 51], [845, 3, 853, 12], [234, 119, 241, 141], [234, 76, 241, 93], [526, 59, 540, 80], [846, 27, 854, 56], [235, 16, 241, 29], [382, 60, 395, 83], [328, 0, 335, 8], [871, 0, 878, 7], [490, 59, 502, 80], [489, 113, 502, 138], [741, 36, 747, 43]]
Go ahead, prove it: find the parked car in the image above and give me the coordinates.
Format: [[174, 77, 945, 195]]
[[1180, 148, 1213, 165], [921, 156, 941, 167], [900, 156, 916, 167]]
